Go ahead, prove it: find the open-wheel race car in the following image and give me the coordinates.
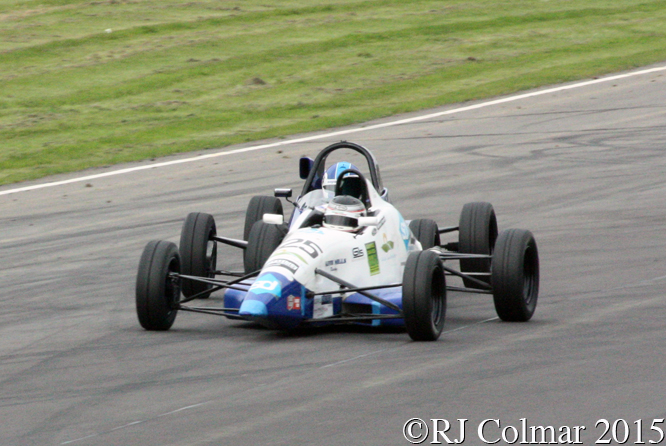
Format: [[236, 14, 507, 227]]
[[135, 141, 539, 341]]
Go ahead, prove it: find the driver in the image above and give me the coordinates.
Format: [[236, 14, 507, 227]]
[[322, 195, 367, 232], [322, 162, 359, 192]]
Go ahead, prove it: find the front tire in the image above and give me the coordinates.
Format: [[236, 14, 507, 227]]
[[244, 221, 287, 274], [491, 229, 539, 321], [402, 250, 446, 341], [136, 240, 181, 331], [180, 212, 217, 299], [459, 202, 498, 289]]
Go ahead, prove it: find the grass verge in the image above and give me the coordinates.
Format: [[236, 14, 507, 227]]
[[1, 0, 666, 185]]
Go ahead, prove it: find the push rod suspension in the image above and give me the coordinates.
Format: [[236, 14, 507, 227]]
[[314, 268, 402, 313]]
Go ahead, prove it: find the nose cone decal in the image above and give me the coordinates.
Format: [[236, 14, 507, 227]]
[[239, 299, 268, 317], [247, 273, 282, 299], [239, 273, 282, 317], [239, 273, 306, 329]]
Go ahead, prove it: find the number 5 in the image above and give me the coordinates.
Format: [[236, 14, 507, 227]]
[[651, 419, 665, 444]]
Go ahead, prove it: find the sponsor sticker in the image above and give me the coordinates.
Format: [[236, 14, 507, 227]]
[[265, 258, 299, 274], [287, 295, 301, 311], [365, 242, 380, 276], [249, 274, 282, 298], [381, 233, 395, 253], [352, 247, 364, 259], [313, 295, 333, 319]]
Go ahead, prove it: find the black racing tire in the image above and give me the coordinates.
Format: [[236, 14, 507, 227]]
[[136, 240, 181, 331], [244, 221, 287, 274], [491, 229, 539, 322], [244, 196, 283, 241], [459, 202, 498, 289], [179, 212, 217, 299], [402, 250, 447, 341], [409, 219, 440, 250]]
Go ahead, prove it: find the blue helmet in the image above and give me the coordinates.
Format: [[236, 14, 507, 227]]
[[322, 162, 359, 192]]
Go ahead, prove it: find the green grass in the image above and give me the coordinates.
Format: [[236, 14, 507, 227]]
[[2, 0, 666, 185]]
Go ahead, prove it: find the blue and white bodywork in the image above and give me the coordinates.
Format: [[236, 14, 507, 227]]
[[225, 174, 420, 329], [136, 141, 540, 341]]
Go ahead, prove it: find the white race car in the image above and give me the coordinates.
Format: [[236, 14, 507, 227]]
[[136, 141, 539, 341]]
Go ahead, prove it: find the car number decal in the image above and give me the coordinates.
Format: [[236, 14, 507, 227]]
[[279, 238, 324, 259]]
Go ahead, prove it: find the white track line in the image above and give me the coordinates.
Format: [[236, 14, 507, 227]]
[[4, 65, 666, 197]]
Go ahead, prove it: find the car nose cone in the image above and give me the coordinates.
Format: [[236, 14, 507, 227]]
[[239, 299, 268, 317]]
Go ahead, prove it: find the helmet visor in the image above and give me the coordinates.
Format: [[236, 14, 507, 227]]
[[324, 214, 358, 229]]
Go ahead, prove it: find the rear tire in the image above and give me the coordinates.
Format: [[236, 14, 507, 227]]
[[244, 196, 283, 241], [459, 202, 497, 289], [180, 212, 217, 299], [244, 221, 287, 274], [136, 240, 181, 331], [402, 250, 446, 341], [491, 229, 539, 321], [409, 219, 440, 249]]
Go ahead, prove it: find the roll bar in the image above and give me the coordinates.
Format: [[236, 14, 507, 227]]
[[300, 141, 384, 196]]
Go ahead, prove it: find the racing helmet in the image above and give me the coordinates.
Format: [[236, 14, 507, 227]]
[[323, 195, 367, 232], [322, 162, 359, 192]]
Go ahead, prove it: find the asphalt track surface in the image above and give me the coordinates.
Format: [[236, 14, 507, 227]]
[[2, 65, 666, 446]]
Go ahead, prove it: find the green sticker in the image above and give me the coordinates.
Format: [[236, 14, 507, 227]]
[[365, 242, 380, 275]]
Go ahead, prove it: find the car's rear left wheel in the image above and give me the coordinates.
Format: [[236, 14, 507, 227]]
[[136, 240, 181, 331], [402, 250, 446, 341], [491, 229, 539, 321], [459, 202, 497, 289], [409, 218, 440, 249]]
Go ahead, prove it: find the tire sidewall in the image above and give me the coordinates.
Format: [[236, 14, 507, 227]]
[[491, 229, 539, 321], [402, 250, 446, 341], [136, 240, 180, 330]]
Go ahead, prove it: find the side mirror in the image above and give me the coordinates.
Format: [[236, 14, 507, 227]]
[[262, 213, 284, 225], [274, 188, 293, 198], [358, 216, 380, 227], [299, 157, 314, 180]]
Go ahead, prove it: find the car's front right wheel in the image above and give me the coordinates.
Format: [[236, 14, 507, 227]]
[[136, 240, 181, 331]]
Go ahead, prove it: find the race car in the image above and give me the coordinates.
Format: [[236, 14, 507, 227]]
[[135, 141, 539, 341]]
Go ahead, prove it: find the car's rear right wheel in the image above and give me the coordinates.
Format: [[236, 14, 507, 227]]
[[180, 212, 217, 299], [244, 221, 287, 274], [244, 196, 283, 241]]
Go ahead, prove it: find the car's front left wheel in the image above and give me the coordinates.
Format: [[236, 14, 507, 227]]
[[402, 250, 446, 341]]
